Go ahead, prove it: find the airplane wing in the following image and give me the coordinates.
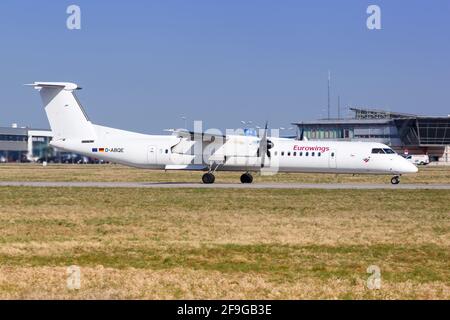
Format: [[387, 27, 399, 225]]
[[168, 128, 227, 142]]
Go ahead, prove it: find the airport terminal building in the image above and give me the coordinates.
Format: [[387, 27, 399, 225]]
[[0, 125, 95, 163], [0, 125, 53, 162], [293, 108, 450, 164]]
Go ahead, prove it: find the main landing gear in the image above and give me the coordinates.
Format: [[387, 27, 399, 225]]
[[202, 172, 216, 184], [240, 172, 253, 184], [391, 175, 400, 185], [201, 172, 254, 184], [202, 163, 221, 184]]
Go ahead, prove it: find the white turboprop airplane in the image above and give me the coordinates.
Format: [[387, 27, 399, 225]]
[[27, 82, 417, 185]]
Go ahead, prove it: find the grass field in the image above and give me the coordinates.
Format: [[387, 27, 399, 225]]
[[0, 164, 449, 299], [0, 163, 450, 184]]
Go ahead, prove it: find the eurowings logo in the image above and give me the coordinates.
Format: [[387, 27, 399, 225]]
[[92, 148, 124, 153], [293, 145, 330, 153]]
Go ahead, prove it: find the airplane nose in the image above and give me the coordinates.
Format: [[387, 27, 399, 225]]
[[407, 162, 419, 173], [401, 158, 418, 173]]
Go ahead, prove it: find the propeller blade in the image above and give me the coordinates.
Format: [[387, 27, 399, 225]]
[[259, 122, 268, 168]]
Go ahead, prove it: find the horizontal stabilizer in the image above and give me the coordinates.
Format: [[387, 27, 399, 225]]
[[25, 82, 81, 91]]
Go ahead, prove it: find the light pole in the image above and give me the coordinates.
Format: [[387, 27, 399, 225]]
[[181, 116, 187, 129]]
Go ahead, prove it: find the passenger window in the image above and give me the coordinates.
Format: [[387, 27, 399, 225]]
[[293, 152, 296, 156], [305, 152, 309, 156], [331, 152, 335, 157], [287, 152, 291, 156], [165, 149, 169, 154], [274, 151, 278, 156], [281, 152, 284, 156], [299, 152, 303, 156], [318, 152, 321, 157], [371, 148, 385, 154], [312, 152, 315, 156]]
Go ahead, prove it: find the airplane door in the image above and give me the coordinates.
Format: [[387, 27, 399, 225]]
[[148, 146, 157, 164], [328, 149, 337, 169]]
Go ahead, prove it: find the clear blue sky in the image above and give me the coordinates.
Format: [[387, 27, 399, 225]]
[[0, 0, 449, 133]]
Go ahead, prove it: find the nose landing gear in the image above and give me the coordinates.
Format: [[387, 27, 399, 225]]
[[240, 172, 253, 184], [391, 175, 400, 185]]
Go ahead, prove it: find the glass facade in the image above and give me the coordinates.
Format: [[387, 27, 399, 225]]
[[0, 135, 28, 142], [32, 136, 54, 158], [300, 121, 406, 146], [0, 128, 53, 162], [394, 118, 450, 146], [0, 128, 92, 163], [0, 150, 27, 162], [305, 127, 352, 140]]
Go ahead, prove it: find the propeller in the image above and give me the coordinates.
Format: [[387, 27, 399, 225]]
[[259, 122, 274, 168], [298, 124, 308, 141]]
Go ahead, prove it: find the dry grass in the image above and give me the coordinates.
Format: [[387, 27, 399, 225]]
[[1, 267, 448, 300], [0, 185, 449, 299], [0, 163, 449, 184]]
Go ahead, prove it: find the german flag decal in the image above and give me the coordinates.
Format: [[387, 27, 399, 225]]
[[92, 147, 124, 153]]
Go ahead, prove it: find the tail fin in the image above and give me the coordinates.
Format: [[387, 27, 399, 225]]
[[27, 82, 96, 140]]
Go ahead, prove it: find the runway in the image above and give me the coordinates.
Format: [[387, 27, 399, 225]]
[[1, 181, 450, 189]]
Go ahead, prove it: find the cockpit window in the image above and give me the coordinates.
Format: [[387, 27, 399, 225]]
[[383, 148, 396, 154], [371, 148, 385, 154]]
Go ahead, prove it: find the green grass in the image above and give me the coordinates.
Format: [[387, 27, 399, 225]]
[[0, 163, 449, 184], [1, 244, 448, 283], [0, 185, 448, 299]]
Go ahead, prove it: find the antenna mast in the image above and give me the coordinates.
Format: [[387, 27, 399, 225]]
[[338, 95, 341, 119], [327, 70, 331, 119]]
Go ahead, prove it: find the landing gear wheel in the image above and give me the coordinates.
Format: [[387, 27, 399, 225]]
[[202, 173, 215, 184], [391, 176, 400, 185], [240, 173, 253, 184]]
